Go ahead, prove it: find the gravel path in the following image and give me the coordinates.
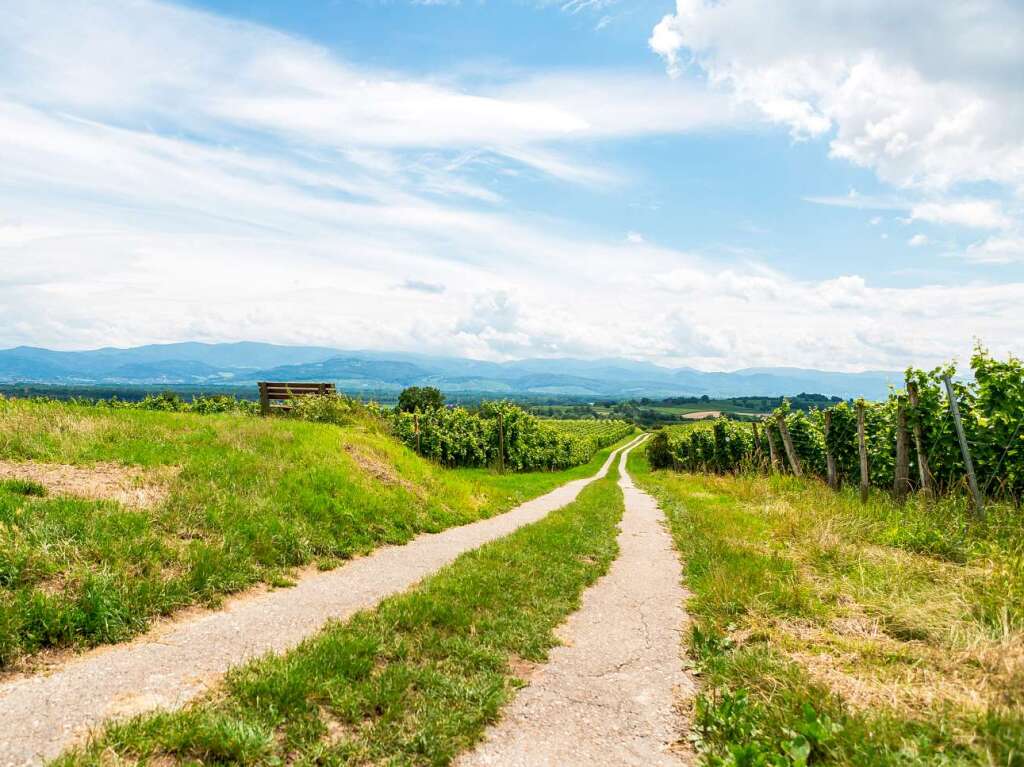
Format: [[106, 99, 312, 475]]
[[457, 438, 695, 767], [0, 436, 644, 767]]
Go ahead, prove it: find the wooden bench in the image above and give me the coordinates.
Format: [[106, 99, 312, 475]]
[[258, 381, 337, 416]]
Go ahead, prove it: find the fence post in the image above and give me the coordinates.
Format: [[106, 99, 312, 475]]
[[776, 414, 803, 478], [766, 422, 780, 472], [824, 410, 839, 490], [894, 397, 910, 503], [943, 375, 984, 518], [857, 401, 869, 504], [414, 412, 421, 455], [751, 421, 764, 467], [497, 411, 506, 474], [906, 380, 935, 496]]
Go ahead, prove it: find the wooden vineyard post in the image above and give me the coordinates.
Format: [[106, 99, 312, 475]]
[[776, 414, 803, 478], [765, 422, 779, 472], [894, 397, 911, 503], [906, 380, 934, 496], [414, 412, 421, 455], [824, 410, 839, 490], [751, 421, 764, 468], [943, 375, 984, 518], [497, 411, 506, 474], [857, 401, 869, 504]]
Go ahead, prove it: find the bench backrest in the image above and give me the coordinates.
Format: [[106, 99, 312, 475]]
[[258, 381, 337, 415]]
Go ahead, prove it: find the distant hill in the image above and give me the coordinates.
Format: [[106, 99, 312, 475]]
[[0, 342, 903, 400]]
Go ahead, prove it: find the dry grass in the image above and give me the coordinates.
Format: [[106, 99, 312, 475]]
[[631, 450, 1024, 764], [0, 459, 177, 508], [343, 444, 417, 493]]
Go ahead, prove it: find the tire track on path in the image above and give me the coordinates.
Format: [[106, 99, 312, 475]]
[[457, 437, 696, 767], [0, 435, 646, 767]]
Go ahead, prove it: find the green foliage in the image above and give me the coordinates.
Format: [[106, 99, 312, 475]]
[[650, 347, 1024, 503], [287, 393, 363, 427], [652, 419, 754, 474], [389, 401, 633, 471], [86, 391, 261, 416], [396, 386, 445, 413], [647, 429, 675, 469]]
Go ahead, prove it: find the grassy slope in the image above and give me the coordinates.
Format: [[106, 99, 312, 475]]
[[628, 449, 1024, 766], [54, 461, 625, 766], [0, 399, 631, 665]]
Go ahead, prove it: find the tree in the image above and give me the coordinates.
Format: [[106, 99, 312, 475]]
[[397, 386, 445, 413]]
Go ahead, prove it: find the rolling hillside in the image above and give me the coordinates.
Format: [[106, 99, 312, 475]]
[[0, 342, 902, 399]]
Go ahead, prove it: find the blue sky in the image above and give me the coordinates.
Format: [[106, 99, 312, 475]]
[[1, 0, 1022, 370]]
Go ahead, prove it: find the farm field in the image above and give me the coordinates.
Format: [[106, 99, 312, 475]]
[[0, 398, 633, 667], [629, 447, 1024, 765], [51, 453, 629, 765]]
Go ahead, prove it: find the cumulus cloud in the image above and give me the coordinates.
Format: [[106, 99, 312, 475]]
[[908, 234, 929, 247], [650, 0, 1024, 195]]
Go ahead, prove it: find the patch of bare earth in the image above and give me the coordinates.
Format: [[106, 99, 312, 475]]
[[0, 460, 177, 509], [343, 444, 418, 493], [681, 411, 720, 420]]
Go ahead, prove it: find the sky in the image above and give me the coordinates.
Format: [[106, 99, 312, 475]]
[[1, 0, 1022, 372]]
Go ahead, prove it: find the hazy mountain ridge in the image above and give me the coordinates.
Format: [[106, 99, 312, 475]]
[[0, 342, 903, 399]]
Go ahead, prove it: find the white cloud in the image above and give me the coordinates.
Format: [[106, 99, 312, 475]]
[[964, 235, 1024, 265], [0, 0, 736, 193], [650, 0, 1024, 195], [626, 231, 645, 244], [0, 0, 1021, 371], [910, 201, 1013, 230], [908, 234, 929, 247], [807, 194, 1017, 234]]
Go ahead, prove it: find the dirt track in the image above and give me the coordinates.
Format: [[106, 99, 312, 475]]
[[457, 438, 695, 766], [0, 436, 645, 767]]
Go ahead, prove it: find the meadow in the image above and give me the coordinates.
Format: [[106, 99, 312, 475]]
[[0, 397, 632, 667], [53, 461, 626, 765], [629, 448, 1024, 765]]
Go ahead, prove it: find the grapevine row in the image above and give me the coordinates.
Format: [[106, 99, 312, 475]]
[[385, 401, 633, 471], [648, 347, 1024, 504]]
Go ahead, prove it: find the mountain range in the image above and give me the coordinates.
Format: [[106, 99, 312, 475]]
[[0, 342, 904, 400]]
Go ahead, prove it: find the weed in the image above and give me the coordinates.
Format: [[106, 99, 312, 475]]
[[54, 462, 625, 765]]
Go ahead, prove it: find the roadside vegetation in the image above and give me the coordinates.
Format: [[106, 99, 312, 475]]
[[651, 348, 1024, 506], [0, 397, 631, 667], [53, 461, 625, 766], [629, 448, 1024, 766], [383, 390, 634, 471]]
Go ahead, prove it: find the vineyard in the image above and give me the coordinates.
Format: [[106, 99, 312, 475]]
[[386, 402, 633, 471], [648, 347, 1024, 505]]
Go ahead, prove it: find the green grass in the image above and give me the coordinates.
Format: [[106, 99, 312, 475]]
[[0, 398, 630, 666], [628, 448, 1024, 766], [53, 459, 625, 766]]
